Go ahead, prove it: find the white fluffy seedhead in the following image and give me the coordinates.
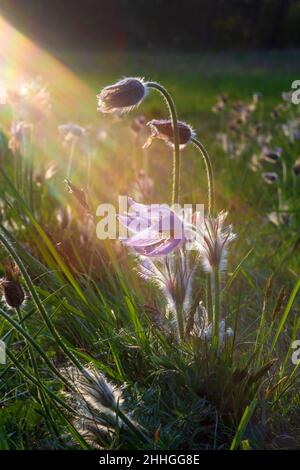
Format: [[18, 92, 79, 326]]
[[198, 211, 236, 273]]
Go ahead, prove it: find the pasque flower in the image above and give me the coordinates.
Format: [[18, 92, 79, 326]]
[[293, 157, 300, 176], [143, 119, 195, 149], [262, 172, 279, 184], [58, 123, 86, 141], [119, 198, 194, 257], [97, 78, 147, 114], [97, 78, 183, 204], [261, 146, 282, 164], [0, 259, 25, 309], [6, 77, 51, 124]]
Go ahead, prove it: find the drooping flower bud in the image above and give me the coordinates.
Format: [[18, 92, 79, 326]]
[[1, 259, 25, 309], [97, 78, 147, 114], [262, 172, 279, 184], [143, 119, 195, 149], [261, 147, 282, 164], [58, 123, 86, 141], [293, 157, 300, 176]]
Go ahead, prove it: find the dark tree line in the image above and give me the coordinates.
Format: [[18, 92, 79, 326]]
[[0, 0, 299, 50]]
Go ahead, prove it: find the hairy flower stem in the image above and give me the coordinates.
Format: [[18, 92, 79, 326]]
[[281, 159, 287, 193], [145, 82, 180, 205], [211, 267, 221, 353], [28, 126, 35, 214], [67, 138, 76, 178], [176, 306, 185, 342], [191, 138, 215, 216], [192, 138, 215, 329], [206, 276, 213, 325]]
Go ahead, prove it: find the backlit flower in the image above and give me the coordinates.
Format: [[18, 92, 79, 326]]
[[97, 77, 147, 114], [293, 157, 300, 176], [0, 259, 25, 309], [262, 172, 278, 184], [6, 77, 51, 124], [261, 147, 282, 164], [58, 123, 86, 142], [143, 119, 195, 149], [119, 198, 194, 257]]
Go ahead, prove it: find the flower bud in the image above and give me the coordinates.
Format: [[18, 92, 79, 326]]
[[1, 280, 25, 309], [1, 259, 25, 309], [143, 119, 195, 149], [293, 157, 300, 176], [261, 147, 282, 163], [97, 77, 147, 114], [262, 172, 279, 184]]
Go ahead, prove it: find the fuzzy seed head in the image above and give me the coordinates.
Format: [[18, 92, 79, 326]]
[[197, 211, 236, 273], [75, 367, 122, 411]]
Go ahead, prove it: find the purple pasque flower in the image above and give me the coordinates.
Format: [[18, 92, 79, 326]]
[[262, 172, 279, 184], [119, 198, 193, 257], [261, 146, 282, 163], [143, 119, 195, 149], [97, 77, 147, 114]]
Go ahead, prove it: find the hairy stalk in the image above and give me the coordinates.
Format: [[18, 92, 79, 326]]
[[277, 186, 282, 223], [145, 82, 180, 204], [211, 268, 221, 352], [191, 138, 215, 216], [206, 276, 213, 324], [28, 126, 35, 213], [87, 149, 91, 188], [176, 305, 185, 342], [281, 159, 287, 195], [67, 138, 76, 178]]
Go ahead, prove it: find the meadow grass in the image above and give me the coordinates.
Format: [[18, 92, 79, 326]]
[[0, 50, 300, 449]]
